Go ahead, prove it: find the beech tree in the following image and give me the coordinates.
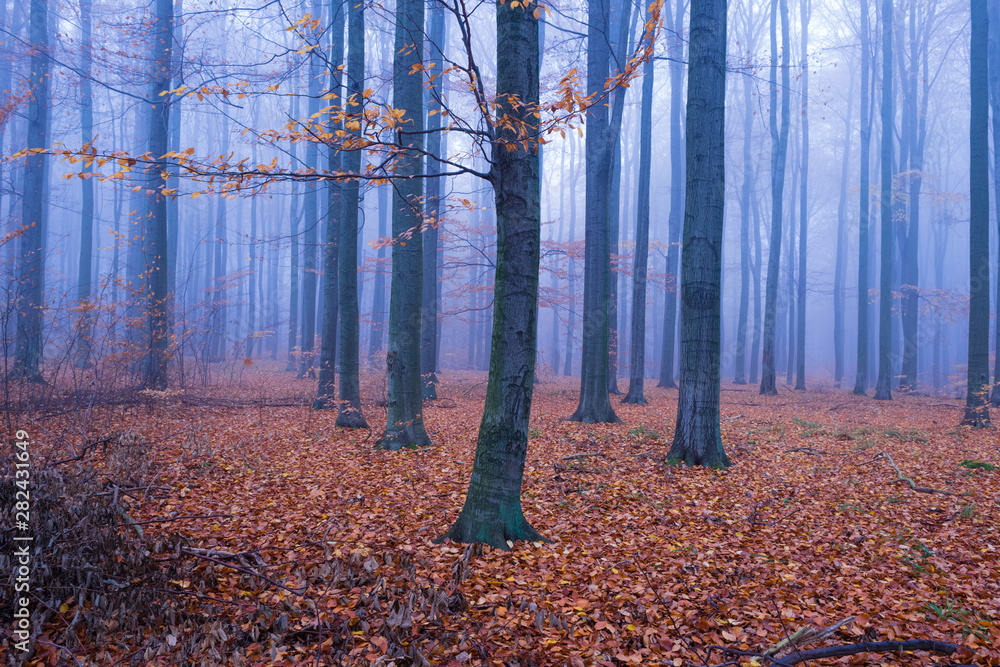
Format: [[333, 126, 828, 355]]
[[668, 0, 730, 469], [873, 0, 894, 401], [964, 0, 991, 426], [437, 0, 545, 548], [853, 0, 872, 396]]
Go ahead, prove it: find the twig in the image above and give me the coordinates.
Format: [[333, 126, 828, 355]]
[[721, 414, 744, 422], [878, 453, 959, 496], [784, 447, 834, 456], [179, 549, 305, 596], [560, 452, 606, 460], [704, 639, 967, 666], [125, 513, 237, 526]]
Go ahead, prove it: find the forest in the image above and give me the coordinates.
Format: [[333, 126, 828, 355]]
[[0, 0, 999, 664]]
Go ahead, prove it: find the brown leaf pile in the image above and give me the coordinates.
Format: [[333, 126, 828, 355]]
[[21, 371, 1000, 666]]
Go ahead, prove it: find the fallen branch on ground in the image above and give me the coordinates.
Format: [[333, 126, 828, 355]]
[[705, 639, 971, 666], [878, 453, 960, 496]]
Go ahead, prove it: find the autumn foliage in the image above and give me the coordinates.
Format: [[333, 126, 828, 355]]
[[4, 371, 997, 666]]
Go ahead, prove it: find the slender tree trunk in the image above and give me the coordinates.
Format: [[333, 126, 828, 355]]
[[835, 71, 855, 389], [964, 0, 991, 425], [669, 0, 730, 468], [733, 13, 755, 386], [873, 0, 895, 401], [74, 0, 95, 369], [785, 143, 798, 385], [287, 107, 301, 371], [334, 0, 368, 427], [623, 20, 655, 405], [794, 0, 809, 391], [658, 0, 685, 389], [316, 0, 345, 409], [759, 0, 790, 396], [421, 0, 445, 400], [750, 167, 762, 384], [378, 0, 431, 449], [300, 9, 322, 380], [854, 0, 872, 395], [368, 184, 389, 365], [564, 135, 578, 376], [13, 0, 49, 382]]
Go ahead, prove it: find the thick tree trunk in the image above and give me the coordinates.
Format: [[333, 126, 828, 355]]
[[378, 0, 432, 449], [669, 0, 730, 469], [13, 0, 49, 383], [964, 0, 991, 426], [316, 0, 345, 410], [622, 24, 655, 406], [437, 0, 544, 548], [335, 0, 368, 428], [759, 0, 790, 396], [142, 0, 173, 388], [990, 0, 1000, 407], [853, 0, 872, 395], [421, 0, 446, 400], [873, 0, 895, 401]]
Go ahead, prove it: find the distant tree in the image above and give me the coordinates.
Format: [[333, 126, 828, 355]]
[[436, 0, 545, 548], [733, 1, 756, 387], [378, 0, 432, 449], [794, 0, 810, 391], [74, 0, 95, 369], [964, 0, 991, 426], [668, 0, 729, 468], [420, 0, 446, 401], [834, 68, 855, 389], [657, 0, 685, 390], [759, 0, 790, 396], [853, 0, 872, 396], [13, 0, 49, 383], [873, 0, 895, 401], [569, 0, 624, 423], [622, 3, 656, 406]]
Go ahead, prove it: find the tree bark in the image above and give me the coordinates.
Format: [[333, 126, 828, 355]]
[[335, 0, 368, 428], [794, 0, 809, 391], [437, 0, 545, 548], [759, 0, 790, 396], [873, 0, 895, 401], [853, 0, 872, 396], [964, 0, 992, 426], [622, 18, 656, 405], [74, 0, 95, 370], [13, 0, 49, 383], [316, 0, 346, 411], [733, 4, 755, 386], [378, 0, 432, 449], [668, 0, 730, 469], [990, 0, 1000, 407], [834, 68, 855, 389]]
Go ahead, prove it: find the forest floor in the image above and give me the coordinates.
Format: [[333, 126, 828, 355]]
[[8, 369, 1000, 666]]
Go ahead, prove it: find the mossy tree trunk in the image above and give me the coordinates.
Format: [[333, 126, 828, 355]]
[[436, 0, 544, 548]]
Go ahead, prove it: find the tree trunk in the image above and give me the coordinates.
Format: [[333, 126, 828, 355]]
[[669, 0, 730, 469], [13, 0, 49, 383], [750, 166, 762, 384], [854, 0, 872, 395], [300, 8, 322, 380], [658, 0, 685, 389], [335, 0, 368, 428], [378, 0, 432, 450], [964, 0, 991, 426], [990, 0, 1000, 407], [794, 0, 809, 391], [142, 0, 173, 388], [569, 0, 620, 424], [74, 0, 95, 369], [316, 0, 345, 410], [287, 102, 301, 372], [834, 69, 855, 389], [873, 0, 894, 401], [622, 19, 655, 406], [436, 0, 544, 548], [368, 183, 389, 365], [421, 0, 446, 400], [759, 0, 790, 396], [733, 8, 755, 386]]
